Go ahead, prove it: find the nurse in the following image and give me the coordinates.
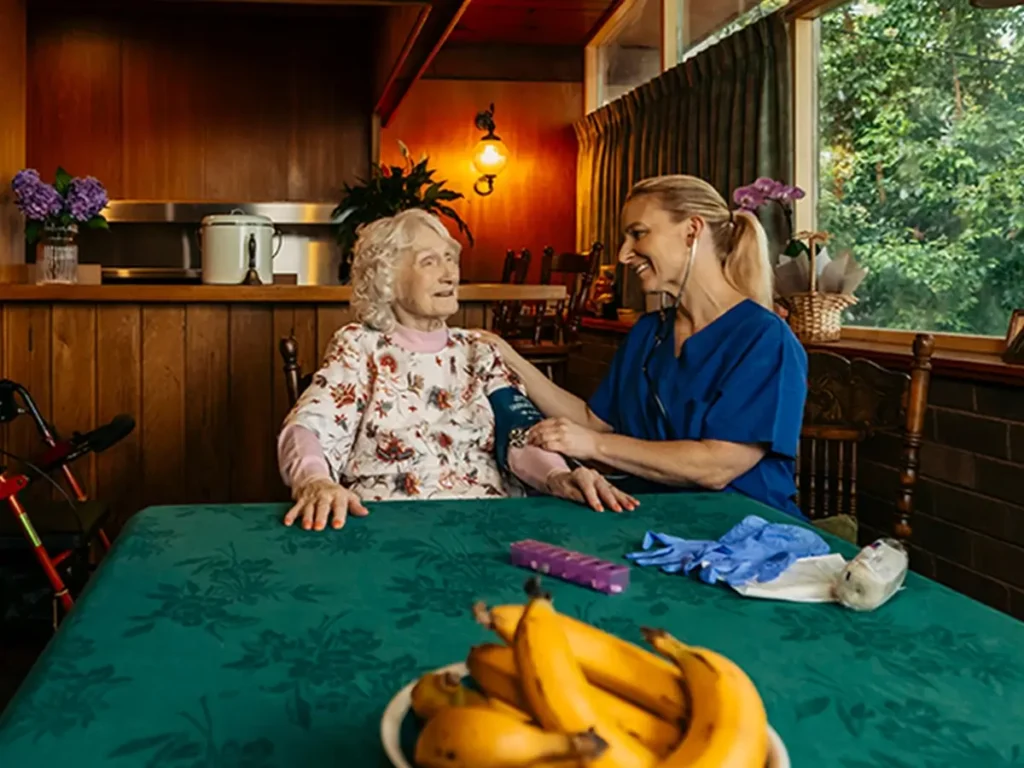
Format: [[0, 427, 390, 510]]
[[490, 174, 808, 517]]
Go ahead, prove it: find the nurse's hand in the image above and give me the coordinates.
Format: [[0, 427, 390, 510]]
[[545, 467, 638, 513], [284, 478, 369, 531], [527, 417, 600, 460]]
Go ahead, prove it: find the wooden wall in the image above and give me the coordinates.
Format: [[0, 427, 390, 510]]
[[380, 75, 582, 284], [0, 0, 26, 266], [25, 3, 373, 202], [0, 300, 490, 529]]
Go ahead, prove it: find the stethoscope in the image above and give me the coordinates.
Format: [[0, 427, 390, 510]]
[[640, 235, 698, 428]]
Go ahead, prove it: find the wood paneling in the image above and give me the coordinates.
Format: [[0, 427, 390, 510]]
[[0, 0, 27, 267], [184, 305, 230, 503], [450, 0, 617, 46], [95, 305, 141, 527], [26, 5, 373, 202], [425, 43, 583, 82], [51, 306, 96, 497], [2, 305, 51, 505], [382, 78, 581, 283], [27, 15, 124, 196], [141, 306, 186, 508], [0, 298, 507, 529]]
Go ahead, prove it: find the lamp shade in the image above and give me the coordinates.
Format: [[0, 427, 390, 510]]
[[471, 137, 508, 177]]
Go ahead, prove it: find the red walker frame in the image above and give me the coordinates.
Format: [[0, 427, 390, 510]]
[[1, 380, 118, 623]]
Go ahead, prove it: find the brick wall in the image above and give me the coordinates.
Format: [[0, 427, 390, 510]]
[[567, 327, 1024, 621]]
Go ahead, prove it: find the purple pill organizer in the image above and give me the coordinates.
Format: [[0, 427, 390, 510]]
[[509, 539, 630, 594]]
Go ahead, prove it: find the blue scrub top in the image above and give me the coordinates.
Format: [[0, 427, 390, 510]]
[[588, 299, 808, 518]]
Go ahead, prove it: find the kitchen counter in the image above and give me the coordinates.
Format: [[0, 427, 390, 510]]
[[0, 283, 566, 303]]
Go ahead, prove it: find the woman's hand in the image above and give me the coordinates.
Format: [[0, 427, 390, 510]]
[[283, 478, 369, 531], [527, 417, 601, 461], [472, 329, 518, 362], [546, 467, 639, 513]]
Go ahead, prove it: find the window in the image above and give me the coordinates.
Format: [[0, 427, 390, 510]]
[[677, 0, 790, 61], [816, 0, 1024, 337], [594, 0, 663, 108]]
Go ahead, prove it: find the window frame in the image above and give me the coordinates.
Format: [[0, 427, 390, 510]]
[[791, 0, 1012, 354]]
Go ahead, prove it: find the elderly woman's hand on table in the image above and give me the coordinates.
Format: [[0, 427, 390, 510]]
[[545, 466, 638, 513], [283, 478, 369, 531]]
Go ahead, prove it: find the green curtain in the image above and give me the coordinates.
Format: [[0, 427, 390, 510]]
[[575, 13, 793, 309]]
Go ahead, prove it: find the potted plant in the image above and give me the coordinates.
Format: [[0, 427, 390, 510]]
[[332, 141, 473, 284], [11, 167, 109, 284]]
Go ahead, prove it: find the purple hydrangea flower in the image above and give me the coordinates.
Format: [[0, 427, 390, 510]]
[[11, 169, 63, 221], [66, 176, 108, 222]]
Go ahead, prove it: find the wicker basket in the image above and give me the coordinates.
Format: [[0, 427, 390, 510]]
[[785, 292, 858, 343]]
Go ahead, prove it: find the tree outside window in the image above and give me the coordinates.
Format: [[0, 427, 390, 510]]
[[818, 0, 1024, 336]]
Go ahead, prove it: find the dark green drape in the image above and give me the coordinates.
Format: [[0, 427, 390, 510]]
[[575, 13, 793, 309]]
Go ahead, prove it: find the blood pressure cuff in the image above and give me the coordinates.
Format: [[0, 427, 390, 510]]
[[488, 386, 546, 472]]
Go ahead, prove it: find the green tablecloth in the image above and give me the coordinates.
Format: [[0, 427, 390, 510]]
[[1, 494, 1022, 767]]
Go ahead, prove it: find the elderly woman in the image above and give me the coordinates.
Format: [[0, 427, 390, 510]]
[[277, 209, 636, 531], [485, 175, 808, 518]]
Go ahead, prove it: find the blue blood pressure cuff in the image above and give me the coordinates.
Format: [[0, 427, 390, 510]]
[[488, 386, 546, 472]]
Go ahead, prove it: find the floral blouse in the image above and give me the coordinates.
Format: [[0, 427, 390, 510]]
[[283, 323, 525, 501]]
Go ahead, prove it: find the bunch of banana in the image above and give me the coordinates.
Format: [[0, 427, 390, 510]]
[[411, 577, 768, 768]]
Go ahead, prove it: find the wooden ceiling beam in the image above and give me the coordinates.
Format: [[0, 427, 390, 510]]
[[374, 0, 472, 127]]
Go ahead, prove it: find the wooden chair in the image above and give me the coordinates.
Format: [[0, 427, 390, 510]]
[[491, 248, 532, 338], [506, 243, 603, 384], [280, 337, 312, 408], [798, 334, 935, 542]]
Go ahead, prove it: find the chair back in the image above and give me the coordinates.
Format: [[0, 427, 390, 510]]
[[526, 242, 602, 343], [799, 333, 934, 540], [491, 248, 532, 337], [279, 337, 313, 408]]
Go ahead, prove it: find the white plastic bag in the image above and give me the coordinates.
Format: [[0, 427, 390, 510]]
[[730, 539, 909, 611]]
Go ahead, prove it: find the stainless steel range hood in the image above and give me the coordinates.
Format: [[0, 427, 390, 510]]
[[101, 200, 338, 225]]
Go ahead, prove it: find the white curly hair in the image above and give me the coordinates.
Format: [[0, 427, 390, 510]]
[[350, 209, 462, 332]]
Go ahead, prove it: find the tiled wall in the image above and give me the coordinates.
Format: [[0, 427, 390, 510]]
[[566, 327, 1024, 621]]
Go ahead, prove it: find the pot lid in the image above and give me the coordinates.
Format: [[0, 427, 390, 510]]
[[201, 210, 275, 227]]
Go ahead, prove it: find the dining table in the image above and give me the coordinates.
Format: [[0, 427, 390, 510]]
[[0, 492, 1021, 767]]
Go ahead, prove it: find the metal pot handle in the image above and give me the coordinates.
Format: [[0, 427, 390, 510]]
[[271, 228, 283, 259]]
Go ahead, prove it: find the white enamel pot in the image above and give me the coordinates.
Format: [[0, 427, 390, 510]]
[[199, 210, 282, 285]]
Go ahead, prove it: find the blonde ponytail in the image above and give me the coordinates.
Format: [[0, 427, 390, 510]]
[[626, 174, 775, 310], [724, 209, 773, 310]]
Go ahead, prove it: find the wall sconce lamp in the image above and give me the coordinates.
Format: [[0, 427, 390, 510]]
[[471, 103, 508, 196]]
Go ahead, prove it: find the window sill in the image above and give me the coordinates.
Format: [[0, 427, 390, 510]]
[[809, 327, 1022, 386], [579, 318, 1023, 385]]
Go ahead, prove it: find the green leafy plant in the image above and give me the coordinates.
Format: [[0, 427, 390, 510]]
[[332, 141, 473, 282]]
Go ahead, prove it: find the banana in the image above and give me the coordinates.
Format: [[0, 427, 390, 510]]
[[513, 589, 658, 768], [642, 627, 768, 768], [468, 643, 680, 756], [411, 670, 489, 720], [414, 704, 607, 768], [474, 601, 687, 725]]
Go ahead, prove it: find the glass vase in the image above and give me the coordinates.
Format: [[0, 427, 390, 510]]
[[36, 224, 79, 285]]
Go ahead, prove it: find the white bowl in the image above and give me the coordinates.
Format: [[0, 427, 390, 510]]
[[380, 662, 790, 768]]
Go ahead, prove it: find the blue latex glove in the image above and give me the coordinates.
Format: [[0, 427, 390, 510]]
[[628, 516, 829, 586], [625, 530, 714, 574]]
